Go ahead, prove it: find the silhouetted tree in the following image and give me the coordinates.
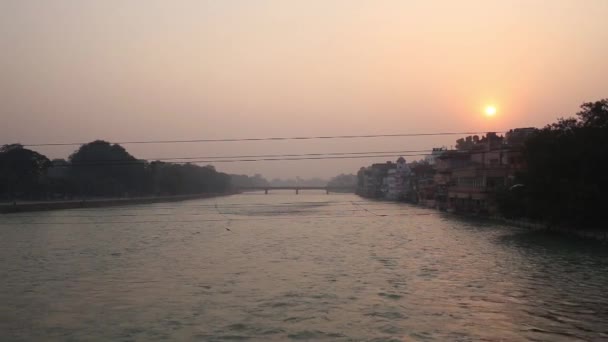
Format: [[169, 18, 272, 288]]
[[517, 99, 608, 228], [0, 140, 234, 200], [148, 161, 230, 195], [69, 140, 146, 197], [46, 159, 74, 198], [0, 144, 51, 199]]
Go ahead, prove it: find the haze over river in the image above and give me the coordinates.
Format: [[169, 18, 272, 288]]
[[1, 193, 607, 341]]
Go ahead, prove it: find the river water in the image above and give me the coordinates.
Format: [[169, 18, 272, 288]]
[[1, 193, 607, 341]]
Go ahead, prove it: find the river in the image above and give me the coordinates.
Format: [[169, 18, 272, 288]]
[[1, 193, 607, 341]]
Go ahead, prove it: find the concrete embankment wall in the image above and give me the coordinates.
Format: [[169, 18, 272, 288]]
[[0, 192, 235, 214]]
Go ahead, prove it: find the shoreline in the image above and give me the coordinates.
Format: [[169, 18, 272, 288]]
[[493, 216, 608, 242], [357, 195, 608, 242], [457, 211, 608, 242], [0, 192, 236, 214]]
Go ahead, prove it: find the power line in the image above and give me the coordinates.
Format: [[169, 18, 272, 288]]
[[19, 131, 508, 147], [44, 148, 520, 167], [38, 149, 435, 166], [72, 149, 437, 163], [46, 153, 429, 167]]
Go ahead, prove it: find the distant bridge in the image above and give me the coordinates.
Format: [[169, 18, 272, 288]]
[[236, 186, 355, 194]]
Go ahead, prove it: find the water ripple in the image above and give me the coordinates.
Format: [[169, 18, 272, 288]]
[[1, 194, 608, 341]]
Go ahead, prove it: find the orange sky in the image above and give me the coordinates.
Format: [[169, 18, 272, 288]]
[[1, 1, 607, 178]]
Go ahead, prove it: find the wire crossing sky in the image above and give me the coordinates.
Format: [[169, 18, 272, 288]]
[[17, 131, 506, 147], [2, 0, 607, 177]]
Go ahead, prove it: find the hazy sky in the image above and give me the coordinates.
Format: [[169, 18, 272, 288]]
[[1, 0, 607, 178]]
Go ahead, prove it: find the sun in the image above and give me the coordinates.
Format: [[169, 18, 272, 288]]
[[484, 106, 497, 117]]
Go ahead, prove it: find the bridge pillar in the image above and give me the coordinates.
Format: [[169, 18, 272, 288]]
[[265, 189, 268, 195], [296, 188, 299, 195]]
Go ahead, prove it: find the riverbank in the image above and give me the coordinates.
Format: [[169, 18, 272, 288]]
[[0, 192, 236, 214], [439, 209, 608, 242], [496, 216, 608, 242], [358, 195, 608, 242]]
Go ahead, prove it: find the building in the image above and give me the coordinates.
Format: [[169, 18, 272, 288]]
[[425, 147, 447, 165], [381, 158, 413, 200], [411, 160, 436, 207], [443, 130, 535, 214], [394, 157, 413, 200], [383, 168, 398, 200], [434, 150, 470, 210], [357, 162, 392, 198], [356, 129, 536, 215], [357, 157, 413, 200]]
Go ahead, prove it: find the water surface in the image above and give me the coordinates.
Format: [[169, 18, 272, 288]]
[[1, 193, 607, 341]]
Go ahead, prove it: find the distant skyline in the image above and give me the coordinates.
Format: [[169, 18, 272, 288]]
[[2, 1, 607, 178]]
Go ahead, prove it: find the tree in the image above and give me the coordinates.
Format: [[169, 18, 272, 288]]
[[148, 161, 231, 195], [69, 140, 146, 197], [0, 140, 235, 200], [46, 159, 74, 198], [577, 99, 608, 128], [518, 99, 608, 228], [0, 144, 51, 199]]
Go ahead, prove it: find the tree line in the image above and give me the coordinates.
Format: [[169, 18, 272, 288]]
[[498, 99, 608, 229], [0, 140, 231, 200]]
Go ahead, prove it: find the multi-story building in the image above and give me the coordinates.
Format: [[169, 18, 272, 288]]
[[383, 157, 412, 200], [444, 130, 535, 214], [357, 157, 413, 200], [434, 150, 470, 210], [425, 147, 447, 165], [357, 162, 392, 198], [411, 160, 436, 207], [356, 129, 536, 214]]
